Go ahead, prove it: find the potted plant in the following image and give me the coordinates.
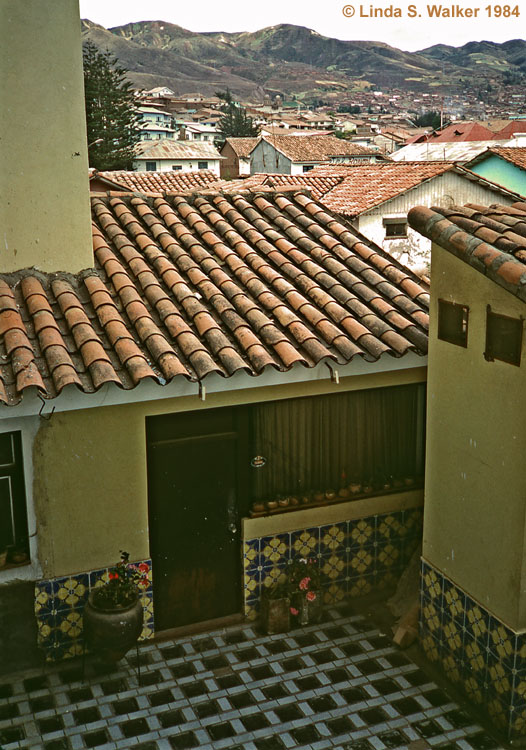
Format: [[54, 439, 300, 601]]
[[287, 557, 323, 626], [83, 551, 149, 662], [260, 582, 290, 634]]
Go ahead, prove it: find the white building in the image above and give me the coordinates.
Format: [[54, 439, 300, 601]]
[[133, 140, 223, 175]]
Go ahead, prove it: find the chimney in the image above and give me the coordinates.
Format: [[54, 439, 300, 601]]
[[0, 0, 93, 273]]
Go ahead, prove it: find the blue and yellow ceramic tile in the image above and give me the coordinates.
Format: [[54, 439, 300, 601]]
[[375, 542, 400, 572], [243, 538, 260, 572], [464, 675, 485, 705], [464, 595, 490, 645], [421, 632, 441, 663], [348, 518, 374, 548], [464, 635, 487, 678], [348, 545, 375, 577], [375, 512, 404, 543], [487, 695, 509, 731], [421, 599, 441, 635], [421, 560, 442, 603], [348, 574, 374, 598], [319, 523, 346, 556], [442, 618, 463, 659], [442, 577, 465, 626], [290, 528, 319, 560], [514, 634, 526, 674], [488, 616, 515, 668], [442, 653, 462, 685], [323, 581, 346, 605], [320, 553, 345, 585], [34, 581, 55, 618], [260, 534, 289, 568], [261, 565, 287, 590], [53, 575, 89, 611]]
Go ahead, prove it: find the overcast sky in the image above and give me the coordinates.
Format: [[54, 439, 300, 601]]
[[78, 0, 524, 52]]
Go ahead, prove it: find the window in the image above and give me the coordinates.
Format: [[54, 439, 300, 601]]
[[0, 432, 29, 563], [302, 165, 314, 172], [437, 299, 469, 347], [198, 161, 208, 170], [145, 161, 157, 171], [485, 307, 523, 366], [383, 218, 407, 238], [171, 165, 182, 171]]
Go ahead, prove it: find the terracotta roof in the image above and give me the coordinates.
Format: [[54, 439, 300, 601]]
[[408, 201, 526, 302], [95, 170, 220, 193], [223, 138, 259, 158], [135, 139, 222, 161], [494, 121, 526, 139], [255, 134, 376, 162], [428, 122, 495, 143], [0, 188, 429, 406], [219, 163, 522, 217]]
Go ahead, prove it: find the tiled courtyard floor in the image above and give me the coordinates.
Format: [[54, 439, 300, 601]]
[[0, 603, 504, 750]]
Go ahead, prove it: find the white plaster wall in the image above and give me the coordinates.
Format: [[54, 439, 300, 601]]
[[355, 171, 517, 274], [133, 158, 221, 176]]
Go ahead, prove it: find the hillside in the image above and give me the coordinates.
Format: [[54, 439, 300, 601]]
[[81, 20, 526, 100]]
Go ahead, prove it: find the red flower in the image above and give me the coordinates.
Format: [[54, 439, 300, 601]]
[[138, 562, 149, 573], [290, 607, 299, 615], [298, 576, 311, 591], [306, 590, 317, 602], [108, 572, 118, 580]]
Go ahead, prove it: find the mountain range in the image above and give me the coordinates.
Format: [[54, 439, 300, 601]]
[[81, 19, 526, 101]]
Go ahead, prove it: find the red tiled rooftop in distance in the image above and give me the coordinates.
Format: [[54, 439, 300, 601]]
[[96, 170, 219, 193], [257, 134, 376, 161], [0, 188, 429, 406], [428, 122, 495, 143], [223, 138, 259, 158]]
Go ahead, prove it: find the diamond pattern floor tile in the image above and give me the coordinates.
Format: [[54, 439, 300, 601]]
[[0, 604, 506, 750]]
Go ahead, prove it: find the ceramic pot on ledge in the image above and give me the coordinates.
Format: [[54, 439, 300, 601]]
[[83, 590, 143, 662]]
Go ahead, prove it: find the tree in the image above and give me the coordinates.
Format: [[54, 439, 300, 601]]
[[414, 111, 441, 129], [216, 89, 260, 139], [83, 41, 140, 171]]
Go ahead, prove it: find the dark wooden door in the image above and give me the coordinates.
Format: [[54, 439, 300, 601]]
[[146, 407, 249, 631]]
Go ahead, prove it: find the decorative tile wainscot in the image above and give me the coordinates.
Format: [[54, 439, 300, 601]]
[[420, 558, 526, 741], [242, 489, 423, 621], [34, 559, 154, 661]]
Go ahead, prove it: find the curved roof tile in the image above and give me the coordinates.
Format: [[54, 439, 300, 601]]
[[0, 187, 429, 405]]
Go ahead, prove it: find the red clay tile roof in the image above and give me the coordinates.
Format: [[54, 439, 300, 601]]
[[0, 188, 429, 406], [427, 122, 495, 143], [494, 121, 526, 139], [256, 134, 377, 162], [95, 170, 219, 193], [233, 163, 455, 216], [408, 201, 526, 301], [235, 162, 520, 217], [223, 138, 259, 158]]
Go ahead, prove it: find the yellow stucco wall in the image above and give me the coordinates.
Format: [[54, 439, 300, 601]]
[[32, 367, 426, 579], [0, 0, 93, 273], [425, 246, 526, 630]]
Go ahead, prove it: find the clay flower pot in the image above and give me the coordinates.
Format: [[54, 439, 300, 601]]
[[83, 590, 143, 662]]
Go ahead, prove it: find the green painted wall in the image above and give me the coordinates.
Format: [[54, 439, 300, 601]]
[[470, 155, 526, 197], [425, 247, 526, 630], [0, 0, 93, 273], [32, 367, 426, 578]]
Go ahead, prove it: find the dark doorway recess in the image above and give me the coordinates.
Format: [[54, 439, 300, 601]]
[[146, 407, 250, 632]]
